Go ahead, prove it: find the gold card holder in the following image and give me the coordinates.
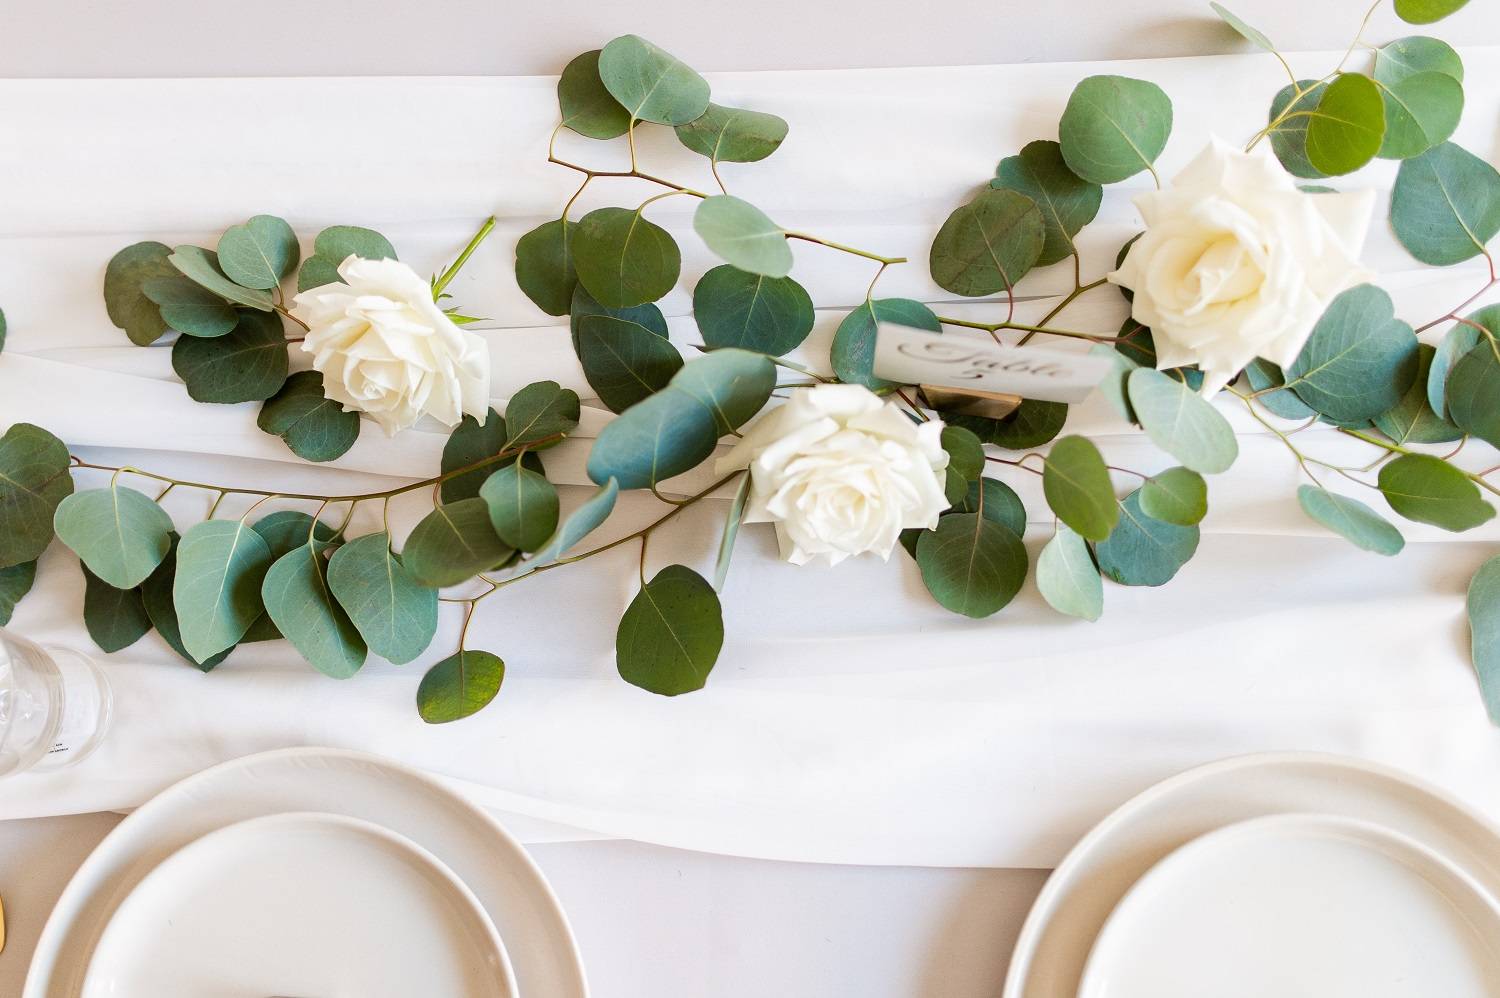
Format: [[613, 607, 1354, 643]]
[[916, 384, 1023, 420]]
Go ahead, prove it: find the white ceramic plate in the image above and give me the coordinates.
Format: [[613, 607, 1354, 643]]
[[80, 812, 518, 998], [1003, 752, 1500, 998], [25, 747, 588, 998], [1078, 813, 1500, 998]]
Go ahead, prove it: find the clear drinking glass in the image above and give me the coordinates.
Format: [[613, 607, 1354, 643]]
[[0, 628, 112, 778]]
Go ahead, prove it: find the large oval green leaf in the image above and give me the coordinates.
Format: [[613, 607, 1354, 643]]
[[1391, 142, 1500, 266], [54, 484, 172, 589], [929, 188, 1044, 297], [1466, 554, 1500, 724], [515, 218, 578, 317], [992, 140, 1102, 267], [261, 542, 367, 679], [1139, 467, 1208, 526], [597, 35, 710, 126], [481, 463, 560, 552], [439, 410, 544, 505], [693, 265, 814, 355], [944, 399, 1069, 451], [327, 532, 439, 664], [173, 519, 274, 663], [675, 104, 788, 163], [1376, 72, 1462, 160], [576, 314, 684, 413], [402, 497, 514, 588], [1297, 485, 1405, 555], [1284, 285, 1418, 423], [500, 478, 619, 576], [1441, 338, 1500, 448], [587, 349, 774, 489], [1267, 80, 1329, 179], [172, 310, 290, 403], [257, 371, 360, 463], [558, 50, 630, 139], [0, 423, 74, 569], [1042, 435, 1118, 541], [1377, 453, 1494, 531], [693, 196, 793, 278], [1428, 314, 1485, 418], [1058, 75, 1173, 184], [298, 226, 396, 293], [572, 206, 681, 309], [418, 649, 506, 723], [1304, 73, 1385, 176], [141, 276, 237, 338], [104, 241, 177, 345], [831, 297, 941, 390], [1374, 37, 1464, 87], [80, 564, 151, 653], [1036, 526, 1103, 621], [617, 564, 724, 695], [168, 246, 274, 311], [1395, 0, 1470, 24], [1374, 343, 1461, 444], [1093, 489, 1199, 586], [140, 533, 232, 672], [1126, 368, 1239, 474], [218, 215, 299, 291], [570, 284, 669, 353], [504, 380, 581, 449], [916, 513, 1028, 618]]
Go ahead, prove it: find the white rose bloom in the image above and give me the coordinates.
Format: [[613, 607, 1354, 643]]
[[291, 256, 491, 435], [1109, 137, 1375, 395], [715, 384, 951, 566]]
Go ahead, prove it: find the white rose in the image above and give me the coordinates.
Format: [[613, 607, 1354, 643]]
[[291, 256, 491, 435], [1108, 137, 1375, 395], [714, 384, 951, 566]]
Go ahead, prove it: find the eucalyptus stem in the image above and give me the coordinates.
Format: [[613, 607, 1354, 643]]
[[1334, 428, 1500, 498], [1016, 277, 1110, 345], [432, 216, 497, 298], [784, 231, 907, 266], [1415, 252, 1499, 333]]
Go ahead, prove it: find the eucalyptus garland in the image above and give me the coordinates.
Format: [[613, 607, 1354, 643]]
[[3, 0, 1500, 725]]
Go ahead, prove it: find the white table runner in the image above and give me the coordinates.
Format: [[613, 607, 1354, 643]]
[[3, 49, 1499, 868]]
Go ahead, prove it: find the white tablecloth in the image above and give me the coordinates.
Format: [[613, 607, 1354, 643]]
[[3, 48, 1500, 869]]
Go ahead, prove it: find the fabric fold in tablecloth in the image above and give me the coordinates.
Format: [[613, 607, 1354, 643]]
[[3, 48, 1500, 868]]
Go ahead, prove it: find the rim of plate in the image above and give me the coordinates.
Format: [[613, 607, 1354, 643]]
[[1002, 750, 1500, 997], [25, 745, 587, 998], [1076, 811, 1500, 998]]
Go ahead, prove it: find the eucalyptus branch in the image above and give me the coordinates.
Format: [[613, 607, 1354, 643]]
[[1415, 251, 1499, 333]]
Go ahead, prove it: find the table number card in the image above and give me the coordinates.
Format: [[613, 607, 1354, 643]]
[[873, 323, 1114, 404]]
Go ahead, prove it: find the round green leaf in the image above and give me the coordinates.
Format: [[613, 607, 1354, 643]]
[[418, 649, 505, 723], [481, 463, 560, 552], [617, 564, 724, 696], [1429, 313, 1486, 418], [1243, 358, 1316, 420], [830, 297, 941, 390], [1376, 72, 1463, 160], [915, 513, 1028, 618], [1378, 453, 1495, 530], [951, 477, 1028, 535], [929, 188, 1044, 297], [1442, 337, 1500, 448], [298, 226, 397, 292], [587, 350, 774, 489], [1036, 526, 1103, 621], [0, 560, 37, 628], [573, 206, 682, 308], [0, 422, 74, 569], [1304, 73, 1385, 176], [1059, 75, 1173, 184], [992, 140, 1103, 267], [1042, 435, 1118, 540], [515, 218, 577, 317], [1391, 142, 1500, 265], [693, 265, 814, 355], [1284, 285, 1418, 423], [570, 284, 669, 353], [218, 215, 300, 291], [1375, 37, 1464, 86], [327, 531, 439, 664], [1127, 368, 1239, 474], [257, 370, 361, 463], [1395, 0, 1470, 24], [558, 50, 631, 139], [505, 380, 581, 449], [576, 314, 684, 413], [402, 497, 514, 588], [1093, 489, 1199, 587], [80, 565, 153, 652], [496, 478, 619, 577], [1140, 467, 1207, 526], [598, 35, 710, 126], [675, 103, 788, 163], [105, 241, 177, 345], [941, 426, 985, 498], [54, 484, 172, 589], [172, 310, 290, 404], [140, 533, 231, 672], [944, 399, 1069, 451], [252, 510, 338, 560], [1374, 343, 1461, 444], [1209, 2, 1276, 49], [1466, 555, 1500, 724], [440, 410, 543, 504], [173, 519, 273, 663], [1297, 485, 1405, 555], [168, 246, 274, 311], [1113, 320, 1209, 397], [261, 542, 367, 679], [141, 276, 236, 338], [693, 196, 793, 278], [1268, 80, 1329, 179]]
